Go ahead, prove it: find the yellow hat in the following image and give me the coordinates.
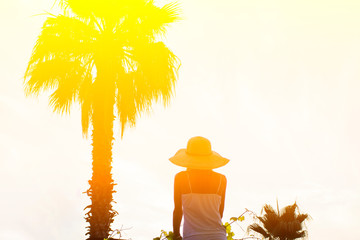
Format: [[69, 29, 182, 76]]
[[169, 136, 229, 170]]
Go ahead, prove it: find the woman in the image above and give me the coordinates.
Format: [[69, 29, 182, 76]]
[[169, 136, 230, 240]]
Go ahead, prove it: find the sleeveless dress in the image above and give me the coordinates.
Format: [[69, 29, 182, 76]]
[[182, 172, 226, 240]]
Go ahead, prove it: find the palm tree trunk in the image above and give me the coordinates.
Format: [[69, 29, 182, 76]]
[[85, 60, 117, 240]]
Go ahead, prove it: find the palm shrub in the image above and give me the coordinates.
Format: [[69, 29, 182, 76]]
[[24, 0, 180, 239], [248, 202, 310, 240]]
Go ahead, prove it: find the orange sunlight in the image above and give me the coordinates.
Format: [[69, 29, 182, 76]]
[[1, 0, 360, 239]]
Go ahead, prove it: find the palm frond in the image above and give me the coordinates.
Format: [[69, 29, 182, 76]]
[[78, 68, 94, 137], [24, 12, 97, 117], [248, 223, 270, 239], [25, 58, 85, 95], [280, 202, 298, 222], [25, 59, 61, 96], [60, 0, 141, 19], [49, 84, 76, 114], [117, 0, 181, 42], [138, 1, 181, 36], [58, 0, 95, 18], [293, 230, 307, 239], [263, 204, 277, 215], [271, 220, 289, 239], [259, 205, 280, 235], [47, 59, 87, 114], [115, 71, 137, 138], [131, 41, 180, 104], [161, 1, 182, 25], [115, 41, 180, 137], [25, 14, 96, 74], [296, 213, 310, 224]]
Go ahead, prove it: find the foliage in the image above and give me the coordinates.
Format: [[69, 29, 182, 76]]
[[248, 202, 310, 240], [153, 230, 176, 240], [154, 209, 261, 240], [25, 0, 181, 137], [223, 215, 245, 240], [103, 227, 132, 240], [223, 209, 262, 240]]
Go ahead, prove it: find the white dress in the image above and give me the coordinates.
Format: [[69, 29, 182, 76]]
[[182, 173, 226, 240]]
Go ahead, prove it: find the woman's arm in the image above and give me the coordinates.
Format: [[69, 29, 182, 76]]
[[173, 173, 183, 238], [219, 175, 227, 218]]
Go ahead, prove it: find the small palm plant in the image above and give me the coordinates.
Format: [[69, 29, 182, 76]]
[[248, 202, 310, 240]]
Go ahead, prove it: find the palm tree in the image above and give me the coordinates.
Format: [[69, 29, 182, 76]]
[[24, 1, 180, 239], [248, 202, 310, 240]]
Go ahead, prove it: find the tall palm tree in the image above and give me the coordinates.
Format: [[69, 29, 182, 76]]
[[248, 202, 310, 240], [24, 1, 180, 239]]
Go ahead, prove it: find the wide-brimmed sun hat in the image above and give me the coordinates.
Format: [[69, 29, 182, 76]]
[[169, 136, 229, 170]]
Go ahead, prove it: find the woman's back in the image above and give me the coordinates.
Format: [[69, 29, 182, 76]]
[[175, 170, 227, 240], [178, 170, 225, 195]]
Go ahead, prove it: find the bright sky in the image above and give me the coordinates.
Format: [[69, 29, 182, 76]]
[[1, 0, 360, 239]]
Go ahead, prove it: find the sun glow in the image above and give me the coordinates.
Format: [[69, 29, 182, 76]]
[[2, 0, 360, 239]]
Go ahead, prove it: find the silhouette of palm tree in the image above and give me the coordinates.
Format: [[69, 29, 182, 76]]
[[24, 1, 180, 239], [248, 202, 310, 240]]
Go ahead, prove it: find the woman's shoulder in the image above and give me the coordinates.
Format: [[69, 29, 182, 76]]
[[175, 170, 226, 179], [174, 171, 187, 179], [213, 171, 227, 181]]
